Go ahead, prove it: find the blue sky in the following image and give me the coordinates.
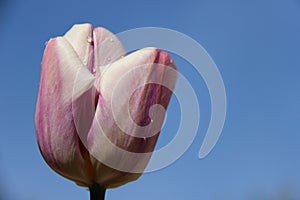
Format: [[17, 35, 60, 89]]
[[0, 0, 300, 200]]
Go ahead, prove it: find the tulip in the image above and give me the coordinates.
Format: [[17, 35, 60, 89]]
[[35, 23, 177, 200]]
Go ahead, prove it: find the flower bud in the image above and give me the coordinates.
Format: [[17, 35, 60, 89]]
[[35, 24, 177, 188]]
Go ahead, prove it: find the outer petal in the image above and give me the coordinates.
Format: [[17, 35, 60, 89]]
[[86, 48, 177, 188], [35, 37, 95, 186]]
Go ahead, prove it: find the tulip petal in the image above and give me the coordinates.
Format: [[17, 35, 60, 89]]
[[93, 27, 126, 74], [86, 48, 177, 188], [35, 37, 95, 186], [64, 24, 93, 68]]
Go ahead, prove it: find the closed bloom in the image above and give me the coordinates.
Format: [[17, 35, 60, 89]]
[[35, 23, 177, 194]]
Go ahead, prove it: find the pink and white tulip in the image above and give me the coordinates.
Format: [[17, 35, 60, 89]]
[[35, 24, 177, 192]]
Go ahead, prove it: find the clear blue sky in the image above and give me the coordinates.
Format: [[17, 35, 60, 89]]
[[0, 0, 300, 199]]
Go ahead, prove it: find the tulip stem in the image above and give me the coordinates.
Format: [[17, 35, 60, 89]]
[[89, 184, 106, 200]]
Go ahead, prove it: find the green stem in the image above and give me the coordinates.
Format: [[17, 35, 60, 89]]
[[89, 184, 106, 200]]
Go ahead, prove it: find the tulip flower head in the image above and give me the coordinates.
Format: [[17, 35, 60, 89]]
[[35, 23, 177, 199]]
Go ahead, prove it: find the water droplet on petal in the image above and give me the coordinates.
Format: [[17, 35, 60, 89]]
[[143, 137, 146, 141], [110, 37, 114, 42], [87, 36, 92, 43]]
